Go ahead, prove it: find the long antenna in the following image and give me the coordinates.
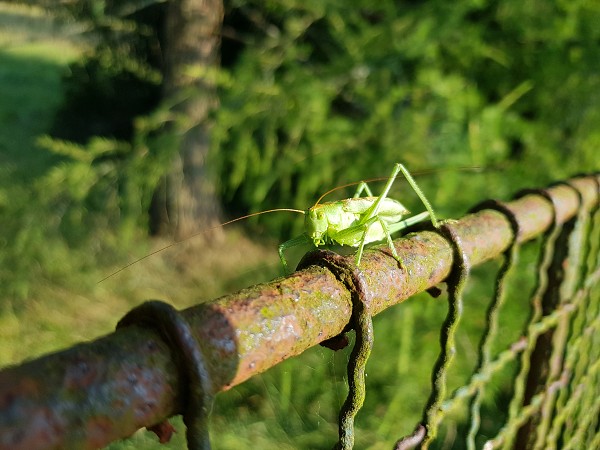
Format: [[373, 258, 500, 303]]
[[97, 208, 305, 283]]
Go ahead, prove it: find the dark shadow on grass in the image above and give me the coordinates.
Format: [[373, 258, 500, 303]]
[[0, 49, 72, 181]]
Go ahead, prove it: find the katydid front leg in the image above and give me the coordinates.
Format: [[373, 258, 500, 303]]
[[278, 234, 312, 274]]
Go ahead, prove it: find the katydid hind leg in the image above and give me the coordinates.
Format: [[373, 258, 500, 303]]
[[361, 163, 402, 220], [396, 163, 439, 228], [386, 211, 430, 235]]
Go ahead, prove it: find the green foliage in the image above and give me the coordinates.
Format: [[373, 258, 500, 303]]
[[32, 0, 600, 242], [0, 5, 85, 300], [213, 0, 599, 238], [49, 0, 164, 142], [1, 1, 205, 300], [13, 0, 600, 243], [38, 104, 184, 240], [50, 48, 161, 142], [6, 0, 177, 296], [31, 0, 186, 250], [0, 0, 177, 299]]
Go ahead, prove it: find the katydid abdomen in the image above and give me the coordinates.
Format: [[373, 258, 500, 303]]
[[306, 197, 411, 247]]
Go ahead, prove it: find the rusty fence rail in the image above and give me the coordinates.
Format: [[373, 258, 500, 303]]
[[1, 174, 599, 449]]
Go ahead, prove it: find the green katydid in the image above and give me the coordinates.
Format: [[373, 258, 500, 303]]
[[99, 163, 438, 282], [277, 162, 439, 273]]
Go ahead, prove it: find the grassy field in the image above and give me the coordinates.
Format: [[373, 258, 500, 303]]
[[0, 2, 87, 361], [0, 3, 594, 450]]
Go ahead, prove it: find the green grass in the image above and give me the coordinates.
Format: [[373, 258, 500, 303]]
[[0, 3, 596, 450]]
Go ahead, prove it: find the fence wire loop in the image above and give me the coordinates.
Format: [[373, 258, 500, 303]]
[[504, 187, 563, 449], [297, 249, 375, 450], [405, 221, 471, 449], [490, 179, 599, 449], [464, 199, 522, 449], [117, 300, 214, 450]]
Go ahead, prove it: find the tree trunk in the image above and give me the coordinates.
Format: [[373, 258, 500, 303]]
[[151, 0, 224, 239]]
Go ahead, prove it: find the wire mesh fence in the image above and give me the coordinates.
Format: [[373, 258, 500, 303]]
[[0, 174, 598, 450], [395, 178, 600, 449]]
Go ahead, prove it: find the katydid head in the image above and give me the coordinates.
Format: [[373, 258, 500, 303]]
[[305, 206, 328, 245]]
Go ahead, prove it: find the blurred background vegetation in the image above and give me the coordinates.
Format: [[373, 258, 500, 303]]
[[0, 0, 598, 448]]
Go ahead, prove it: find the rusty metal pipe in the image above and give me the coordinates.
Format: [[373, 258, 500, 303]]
[[1, 175, 598, 450]]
